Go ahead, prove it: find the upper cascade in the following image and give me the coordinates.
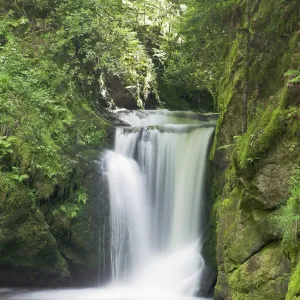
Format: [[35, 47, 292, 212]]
[[116, 109, 218, 127]]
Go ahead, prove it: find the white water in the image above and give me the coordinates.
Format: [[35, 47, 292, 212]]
[[4, 110, 216, 300], [4, 287, 205, 300], [105, 151, 151, 280], [105, 110, 216, 297], [117, 109, 218, 127]]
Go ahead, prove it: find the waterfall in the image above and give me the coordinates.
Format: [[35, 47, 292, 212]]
[[105, 110, 217, 297], [6, 109, 217, 300]]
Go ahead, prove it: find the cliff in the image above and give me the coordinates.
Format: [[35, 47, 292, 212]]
[[209, 0, 300, 298]]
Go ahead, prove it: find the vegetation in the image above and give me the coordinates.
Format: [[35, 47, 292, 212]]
[[0, 0, 180, 210], [0, 0, 182, 284], [278, 168, 300, 260], [196, 0, 300, 298], [163, 0, 239, 94], [0, 0, 299, 294]]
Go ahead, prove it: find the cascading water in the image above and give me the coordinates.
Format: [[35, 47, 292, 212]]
[[105, 110, 217, 297], [6, 110, 217, 300]]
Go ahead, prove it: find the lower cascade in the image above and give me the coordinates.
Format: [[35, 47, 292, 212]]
[[105, 110, 217, 297]]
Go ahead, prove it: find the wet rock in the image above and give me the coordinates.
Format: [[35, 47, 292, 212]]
[[217, 189, 267, 271], [251, 163, 290, 209], [198, 265, 217, 297], [228, 242, 291, 299], [0, 187, 69, 286]]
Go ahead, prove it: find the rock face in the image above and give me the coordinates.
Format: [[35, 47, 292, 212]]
[[211, 119, 300, 298], [0, 108, 119, 286], [0, 147, 111, 287], [226, 242, 291, 300], [252, 163, 290, 208], [0, 193, 69, 286], [213, 110, 300, 300], [208, 0, 300, 299], [217, 242, 291, 300], [44, 149, 111, 286]]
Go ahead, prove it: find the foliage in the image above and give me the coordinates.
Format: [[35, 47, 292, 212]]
[[162, 0, 240, 105], [0, 136, 15, 159], [0, 0, 180, 205], [0, 29, 72, 185], [277, 168, 300, 260], [285, 69, 300, 83], [234, 97, 286, 169], [0, 4, 118, 206], [286, 259, 300, 300], [58, 187, 88, 219]]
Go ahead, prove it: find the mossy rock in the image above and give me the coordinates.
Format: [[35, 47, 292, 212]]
[[251, 163, 290, 208], [0, 124, 115, 286], [252, 208, 283, 239], [237, 133, 300, 209], [45, 148, 111, 285], [0, 185, 69, 286], [216, 188, 267, 272], [287, 259, 300, 300], [210, 1, 300, 299], [214, 271, 230, 300], [228, 242, 291, 300]]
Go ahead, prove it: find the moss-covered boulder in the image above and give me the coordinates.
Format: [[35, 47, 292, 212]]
[[227, 242, 291, 300], [252, 209, 283, 240], [240, 137, 297, 210], [0, 146, 113, 286], [217, 189, 267, 273], [0, 184, 69, 286], [251, 163, 291, 209]]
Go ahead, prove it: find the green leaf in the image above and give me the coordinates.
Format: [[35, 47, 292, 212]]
[[60, 205, 67, 213]]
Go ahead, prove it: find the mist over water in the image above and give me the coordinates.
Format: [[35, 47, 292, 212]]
[[4, 110, 216, 300]]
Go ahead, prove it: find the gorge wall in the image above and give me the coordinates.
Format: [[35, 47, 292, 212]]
[[209, 0, 300, 299]]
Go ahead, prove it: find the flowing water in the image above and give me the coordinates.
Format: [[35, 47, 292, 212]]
[[3, 110, 217, 300]]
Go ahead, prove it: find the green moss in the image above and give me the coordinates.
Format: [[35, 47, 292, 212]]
[[223, 165, 238, 195], [276, 168, 300, 261], [286, 107, 300, 137], [235, 89, 288, 169], [252, 209, 283, 239], [228, 242, 290, 300], [0, 181, 69, 278], [287, 260, 300, 300], [210, 35, 244, 160], [216, 188, 267, 274]]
